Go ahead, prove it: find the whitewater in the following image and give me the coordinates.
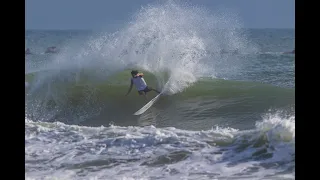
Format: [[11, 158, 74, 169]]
[[25, 1, 295, 179]]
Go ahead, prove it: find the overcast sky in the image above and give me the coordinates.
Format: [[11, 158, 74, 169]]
[[25, 0, 295, 30]]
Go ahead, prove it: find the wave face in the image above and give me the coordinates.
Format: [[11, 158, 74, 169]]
[[26, 70, 294, 129], [25, 0, 295, 179]]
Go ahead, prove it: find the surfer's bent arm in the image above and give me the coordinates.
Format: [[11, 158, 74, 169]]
[[125, 79, 133, 96]]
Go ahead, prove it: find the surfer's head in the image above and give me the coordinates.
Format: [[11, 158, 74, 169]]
[[131, 70, 139, 77]]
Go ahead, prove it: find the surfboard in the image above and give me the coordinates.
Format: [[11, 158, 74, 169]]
[[133, 92, 163, 115], [133, 80, 171, 115]]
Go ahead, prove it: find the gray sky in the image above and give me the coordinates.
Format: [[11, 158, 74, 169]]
[[25, 0, 295, 30]]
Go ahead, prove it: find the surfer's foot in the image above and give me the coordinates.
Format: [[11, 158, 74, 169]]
[[143, 94, 148, 100]]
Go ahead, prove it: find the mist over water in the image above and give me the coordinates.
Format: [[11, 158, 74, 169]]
[[25, 1, 294, 179], [29, 0, 257, 94]]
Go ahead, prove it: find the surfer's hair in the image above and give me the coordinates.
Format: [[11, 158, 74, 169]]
[[131, 70, 138, 75]]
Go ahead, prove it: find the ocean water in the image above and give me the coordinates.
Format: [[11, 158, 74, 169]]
[[25, 1, 295, 180]]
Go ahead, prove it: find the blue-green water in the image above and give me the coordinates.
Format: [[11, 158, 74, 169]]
[[25, 2, 294, 180]]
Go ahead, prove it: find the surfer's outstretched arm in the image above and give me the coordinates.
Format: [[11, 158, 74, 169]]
[[125, 79, 133, 96]]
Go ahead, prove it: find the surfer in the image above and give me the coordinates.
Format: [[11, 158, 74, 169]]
[[45, 46, 59, 54], [283, 49, 295, 54], [25, 48, 32, 55], [125, 70, 160, 100]]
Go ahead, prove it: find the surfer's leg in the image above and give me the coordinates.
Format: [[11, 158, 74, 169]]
[[153, 89, 161, 94], [138, 90, 148, 100], [147, 86, 160, 94], [142, 93, 148, 100]]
